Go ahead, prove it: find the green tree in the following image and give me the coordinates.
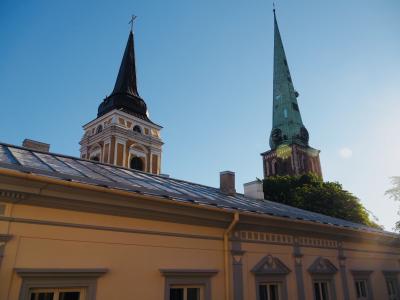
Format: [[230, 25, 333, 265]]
[[385, 176, 400, 231], [263, 174, 381, 229]]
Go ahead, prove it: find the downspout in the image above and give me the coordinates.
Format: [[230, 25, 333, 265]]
[[224, 212, 239, 300]]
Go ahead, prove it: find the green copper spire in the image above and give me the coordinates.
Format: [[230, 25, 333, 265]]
[[269, 9, 309, 150]]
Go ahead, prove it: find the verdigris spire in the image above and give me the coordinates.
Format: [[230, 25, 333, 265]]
[[269, 9, 309, 150], [97, 29, 148, 120]]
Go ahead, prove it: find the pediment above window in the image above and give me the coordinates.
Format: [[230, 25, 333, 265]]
[[308, 257, 338, 275], [251, 254, 291, 275]]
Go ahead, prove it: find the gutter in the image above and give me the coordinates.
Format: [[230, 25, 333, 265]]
[[224, 212, 239, 300]]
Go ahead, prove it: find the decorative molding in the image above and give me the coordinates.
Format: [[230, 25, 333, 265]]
[[159, 269, 218, 277], [231, 249, 245, 300], [235, 230, 293, 245], [231, 250, 245, 265], [0, 216, 222, 241], [293, 243, 305, 300], [233, 231, 341, 250], [338, 245, 350, 300], [0, 190, 26, 201], [252, 255, 291, 275], [308, 257, 338, 275], [15, 268, 108, 278], [298, 236, 337, 248], [382, 270, 400, 276], [351, 270, 373, 277]]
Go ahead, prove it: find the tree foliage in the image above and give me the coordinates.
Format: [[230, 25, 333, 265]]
[[263, 174, 381, 229], [385, 176, 400, 231]]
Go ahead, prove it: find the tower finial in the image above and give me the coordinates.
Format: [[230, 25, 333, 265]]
[[129, 15, 137, 32], [273, 2, 276, 13]]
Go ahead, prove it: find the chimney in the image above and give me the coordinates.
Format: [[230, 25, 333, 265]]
[[22, 139, 50, 153], [220, 171, 236, 195], [243, 179, 264, 200]]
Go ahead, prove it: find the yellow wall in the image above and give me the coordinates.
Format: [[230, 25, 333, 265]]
[[0, 203, 225, 300], [0, 201, 399, 300]]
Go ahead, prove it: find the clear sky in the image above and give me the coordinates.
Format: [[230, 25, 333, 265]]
[[0, 0, 399, 230]]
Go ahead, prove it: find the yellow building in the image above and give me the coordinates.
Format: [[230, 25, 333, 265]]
[[0, 143, 399, 300], [0, 14, 399, 300]]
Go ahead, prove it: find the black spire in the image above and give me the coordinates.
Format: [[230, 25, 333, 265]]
[[97, 30, 149, 120], [112, 30, 140, 97]]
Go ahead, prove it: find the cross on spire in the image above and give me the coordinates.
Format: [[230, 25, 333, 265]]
[[129, 15, 137, 32]]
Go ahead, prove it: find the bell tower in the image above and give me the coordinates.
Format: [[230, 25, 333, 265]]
[[80, 26, 163, 174], [261, 10, 322, 178]]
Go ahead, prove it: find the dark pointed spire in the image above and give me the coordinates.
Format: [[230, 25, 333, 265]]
[[112, 30, 140, 97], [269, 9, 309, 150], [97, 30, 149, 120]]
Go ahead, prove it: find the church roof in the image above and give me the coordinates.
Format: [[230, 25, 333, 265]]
[[0, 142, 393, 236], [269, 10, 309, 150], [97, 31, 151, 121]]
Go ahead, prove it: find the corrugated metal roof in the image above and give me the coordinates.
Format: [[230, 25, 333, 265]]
[[0, 142, 394, 236]]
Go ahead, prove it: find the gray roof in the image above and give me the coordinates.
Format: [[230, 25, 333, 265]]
[[0, 142, 392, 236]]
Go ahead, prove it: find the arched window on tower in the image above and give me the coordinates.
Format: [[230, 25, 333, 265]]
[[96, 125, 103, 134], [130, 156, 144, 171], [133, 125, 142, 134], [91, 156, 100, 162]]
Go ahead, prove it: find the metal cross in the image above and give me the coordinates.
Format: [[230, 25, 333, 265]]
[[129, 15, 137, 31]]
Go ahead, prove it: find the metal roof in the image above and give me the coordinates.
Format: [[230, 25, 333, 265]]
[[0, 142, 393, 236]]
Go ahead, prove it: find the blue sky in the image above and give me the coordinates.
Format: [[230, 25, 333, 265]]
[[0, 0, 399, 230]]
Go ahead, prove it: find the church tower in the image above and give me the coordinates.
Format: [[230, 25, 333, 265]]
[[80, 28, 163, 174], [261, 10, 322, 178]]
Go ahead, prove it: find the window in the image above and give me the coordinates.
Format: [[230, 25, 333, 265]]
[[308, 257, 337, 300], [160, 269, 217, 300], [314, 281, 330, 300], [16, 268, 107, 300], [130, 156, 144, 171], [95, 125, 102, 134], [292, 103, 299, 112], [387, 278, 399, 300], [351, 270, 373, 300], [354, 280, 368, 299], [259, 283, 280, 300], [29, 288, 85, 300], [252, 255, 290, 300], [133, 125, 142, 134], [383, 271, 400, 300], [170, 286, 203, 300]]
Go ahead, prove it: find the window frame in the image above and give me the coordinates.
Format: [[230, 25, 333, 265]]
[[351, 270, 373, 300], [16, 268, 107, 300], [29, 287, 86, 300], [308, 257, 338, 300], [312, 278, 334, 300], [251, 255, 291, 300], [169, 285, 204, 300], [256, 276, 286, 300], [383, 271, 400, 300], [159, 269, 218, 300]]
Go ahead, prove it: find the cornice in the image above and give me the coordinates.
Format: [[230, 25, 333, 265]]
[[0, 172, 399, 248]]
